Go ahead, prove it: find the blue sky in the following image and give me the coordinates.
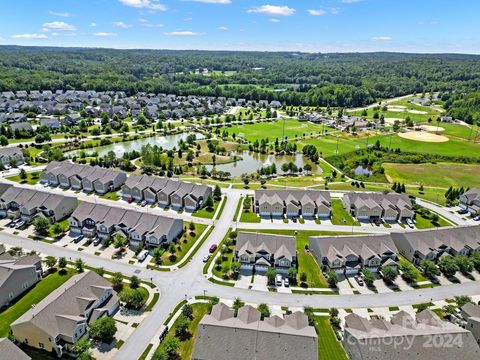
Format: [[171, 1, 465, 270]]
[[0, 0, 479, 53]]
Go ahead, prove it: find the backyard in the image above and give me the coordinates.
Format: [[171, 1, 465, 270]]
[[314, 316, 348, 360], [330, 199, 360, 226]]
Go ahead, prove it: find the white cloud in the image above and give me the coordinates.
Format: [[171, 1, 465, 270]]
[[42, 21, 76, 32], [49, 11, 71, 17], [269, 18, 280, 23], [341, 0, 363, 3], [93, 32, 117, 37], [139, 18, 164, 27], [184, 17, 193, 21], [114, 21, 133, 28], [164, 31, 201, 36], [118, 0, 167, 11], [12, 33, 48, 39], [91, 22, 97, 27], [248, 5, 295, 16], [185, 0, 230, 3], [307, 9, 326, 16], [218, 26, 228, 31], [330, 7, 340, 15], [371, 36, 392, 41]]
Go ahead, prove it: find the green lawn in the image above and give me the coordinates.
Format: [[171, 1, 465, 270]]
[[0, 269, 75, 337], [239, 196, 260, 223], [6, 171, 41, 185], [314, 316, 348, 360], [239, 229, 353, 288], [158, 223, 207, 265], [398, 255, 428, 282], [414, 213, 451, 229], [48, 218, 70, 238], [192, 201, 220, 219], [331, 199, 359, 226], [154, 303, 210, 360], [384, 162, 480, 189], [99, 192, 120, 201]]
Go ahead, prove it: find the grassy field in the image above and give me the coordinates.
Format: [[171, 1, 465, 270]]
[[154, 303, 210, 359], [225, 119, 326, 142], [192, 200, 220, 219], [159, 224, 207, 265], [6, 171, 41, 185], [239, 229, 353, 288], [0, 269, 75, 337], [383, 162, 480, 189], [330, 199, 360, 226], [415, 212, 452, 229], [314, 316, 348, 360]]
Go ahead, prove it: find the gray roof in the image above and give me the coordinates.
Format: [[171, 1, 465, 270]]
[[236, 232, 296, 261], [310, 234, 397, 262], [345, 192, 412, 211], [461, 303, 480, 319], [391, 225, 480, 255], [0, 147, 23, 159], [0, 186, 75, 213], [462, 188, 480, 203], [344, 310, 480, 360], [12, 271, 118, 340], [193, 303, 317, 360], [255, 189, 331, 207], [0, 338, 30, 360]]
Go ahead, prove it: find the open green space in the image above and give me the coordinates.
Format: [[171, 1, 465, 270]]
[[383, 162, 480, 189], [154, 302, 210, 360], [0, 269, 75, 337], [314, 316, 348, 360], [6, 171, 41, 185], [330, 199, 360, 226], [192, 200, 220, 219]]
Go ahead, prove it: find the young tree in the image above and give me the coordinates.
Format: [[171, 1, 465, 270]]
[[89, 317, 117, 343], [438, 256, 459, 277], [129, 275, 140, 289], [119, 288, 145, 309], [213, 185, 222, 201], [361, 268, 375, 287], [232, 297, 244, 316], [420, 259, 440, 279], [44, 256, 57, 270], [75, 258, 84, 273], [182, 303, 193, 319], [152, 247, 162, 264], [455, 255, 474, 274], [19, 168, 27, 182], [112, 272, 124, 292], [58, 257, 67, 273], [204, 194, 214, 210], [33, 217, 50, 236], [286, 267, 298, 284], [400, 263, 418, 283], [454, 295, 473, 307], [175, 315, 191, 339], [266, 267, 277, 286], [299, 271, 308, 285], [163, 338, 180, 359], [381, 266, 399, 283], [327, 271, 339, 288], [51, 223, 64, 237], [257, 303, 271, 320]]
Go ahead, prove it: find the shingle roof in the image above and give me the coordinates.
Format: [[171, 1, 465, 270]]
[[0, 338, 30, 360], [236, 232, 296, 261]]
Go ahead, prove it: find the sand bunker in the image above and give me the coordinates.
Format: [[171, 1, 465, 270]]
[[384, 117, 404, 125], [399, 131, 448, 143], [387, 106, 428, 114], [418, 125, 445, 132]]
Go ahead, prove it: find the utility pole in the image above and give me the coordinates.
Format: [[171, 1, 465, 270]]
[[335, 137, 339, 155]]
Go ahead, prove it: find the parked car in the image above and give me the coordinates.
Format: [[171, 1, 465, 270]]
[[209, 244, 217, 253], [73, 235, 84, 243], [138, 250, 149, 262], [127, 197, 134, 204], [14, 220, 26, 229], [284, 277, 290, 287], [458, 209, 468, 215], [203, 254, 211, 262], [276, 274, 283, 287], [9, 219, 19, 228], [354, 275, 364, 286], [406, 218, 414, 228], [140, 200, 148, 207], [473, 215, 480, 221], [93, 238, 102, 246]]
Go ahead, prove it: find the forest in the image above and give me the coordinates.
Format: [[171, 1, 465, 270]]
[[1, 46, 480, 120]]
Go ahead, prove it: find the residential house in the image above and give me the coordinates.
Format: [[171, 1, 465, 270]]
[[461, 303, 480, 343], [342, 192, 414, 221], [0, 186, 77, 223], [192, 303, 318, 360], [0, 338, 30, 360], [459, 188, 480, 216], [254, 190, 331, 219], [391, 225, 480, 265], [69, 202, 183, 248], [309, 234, 398, 274], [39, 118, 60, 130], [0, 147, 24, 167], [11, 271, 119, 357], [0, 253, 42, 308], [9, 122, 33, 133], [234, 232, 297, 272], [343, 310, 480, 360]]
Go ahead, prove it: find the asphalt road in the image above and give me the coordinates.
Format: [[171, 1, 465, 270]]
[[0, 188, 478, 360]]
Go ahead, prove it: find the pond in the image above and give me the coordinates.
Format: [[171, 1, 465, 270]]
[[206, 151, 323, 177], [354, 165, 374, 176], [67, 132, 204, 158]]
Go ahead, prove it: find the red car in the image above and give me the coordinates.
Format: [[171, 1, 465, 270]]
[[209, 244, 217, 253], [127, 197, 134, 203]]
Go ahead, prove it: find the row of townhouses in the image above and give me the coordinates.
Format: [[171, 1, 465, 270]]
[[0, 147, 24, 168], [0, 245, 42, 308], [459, 188, 480, 216], [234, 232, 297, 273], [309, 234, 398, 275], [11, 271, 119, 357], [0, 184, 77, 223], [122, 174, 212, 211], [192, 303, 318, 360], [309, 225, 480, 274], [69, 202, 184, 249], [254, 189, 332, 219], [40, 161, 127, 195], [343, 310, 480, 360], [342, 192, 414, 221]]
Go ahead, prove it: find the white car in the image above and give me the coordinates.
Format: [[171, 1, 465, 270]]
[[275, 274, 283, 287], [138, 250, 149, 262], [203, 254, 211, 263], [284, 278, 290, 287], [140, 200, 148, 207], [406, 218, 414, 228]]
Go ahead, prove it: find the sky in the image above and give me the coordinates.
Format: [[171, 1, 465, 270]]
[[0, 0, 479, 53]]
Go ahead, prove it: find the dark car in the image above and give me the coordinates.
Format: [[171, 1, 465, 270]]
[[209, 244, 217, 253]]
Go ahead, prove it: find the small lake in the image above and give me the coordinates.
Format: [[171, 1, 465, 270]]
[[67, 132, 204, 158], [354, 165, 373, 176], [207, 151, 323, 177]]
